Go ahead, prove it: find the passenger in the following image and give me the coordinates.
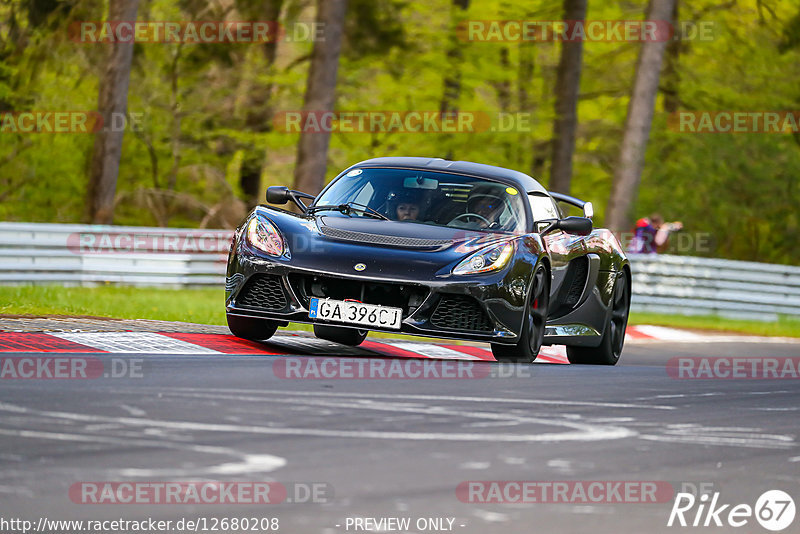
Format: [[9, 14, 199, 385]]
[[387, 190, 424, 222], [396, 200, 420, 221]]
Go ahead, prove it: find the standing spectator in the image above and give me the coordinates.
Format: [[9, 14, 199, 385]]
[[628, 213, 683, 253]]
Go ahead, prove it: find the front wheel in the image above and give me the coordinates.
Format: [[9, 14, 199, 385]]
[[491, 264, 550, 363], [313, 325, 368, 346], [567, 271, 630, 365], [227, 314, 280, 341]]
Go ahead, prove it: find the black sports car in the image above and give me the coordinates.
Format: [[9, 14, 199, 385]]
[[225, 157, 631, 365]]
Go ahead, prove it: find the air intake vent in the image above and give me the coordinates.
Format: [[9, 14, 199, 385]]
[[287, 274, 428, 316], [431, 295, 493, 332], [319, 226, 452, 249], [225, 273, 245, 292], [564, 257, 589, 307], [237, 274, 288, 311]]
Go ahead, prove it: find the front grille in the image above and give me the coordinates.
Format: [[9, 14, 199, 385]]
[[319, 226, 452, 249], [237, 274, 288, 311], [431, 295, 493, 332], [288, 274, 428, 317]]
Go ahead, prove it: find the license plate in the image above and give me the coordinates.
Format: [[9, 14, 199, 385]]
[[309, 298, 402, 330]]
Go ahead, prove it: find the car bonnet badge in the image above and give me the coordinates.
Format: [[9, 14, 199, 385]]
[[354, 263, 366, 271]]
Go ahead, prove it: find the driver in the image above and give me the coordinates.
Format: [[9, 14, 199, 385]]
[[466, 190, 505, 228], [386, 189, 424, 221]]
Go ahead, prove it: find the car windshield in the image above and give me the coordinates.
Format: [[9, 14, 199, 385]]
[[313, 168, 528, 233]]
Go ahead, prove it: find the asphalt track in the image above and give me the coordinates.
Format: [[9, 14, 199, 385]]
[[0, 327, 799, 534]]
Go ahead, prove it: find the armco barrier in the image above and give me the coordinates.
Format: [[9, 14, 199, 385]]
[[0, 222, 230, 288], [1, 222, 798, 320], [629, 253, 800, 321]]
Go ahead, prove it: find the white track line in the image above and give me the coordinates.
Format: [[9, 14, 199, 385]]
[[384, 342, 480, 360]]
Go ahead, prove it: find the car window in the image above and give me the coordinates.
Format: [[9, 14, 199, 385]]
[[315, 168, 529, 234], [528, 193, 561, 222], [352, 182, 374, 206]]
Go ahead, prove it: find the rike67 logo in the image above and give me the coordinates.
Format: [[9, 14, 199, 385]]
[[668, 490, 795, 531]]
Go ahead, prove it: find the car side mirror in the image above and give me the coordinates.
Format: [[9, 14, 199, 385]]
[[266, 186, 291, 205], [540, 216, 593, 236], [266, 186, 316, 213], [558, 216, 593, 236]]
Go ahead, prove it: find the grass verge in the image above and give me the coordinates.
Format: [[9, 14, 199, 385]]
[[628, 312, 800, 338], [1, 286, 799, 338], [0, 285, 227, 325]]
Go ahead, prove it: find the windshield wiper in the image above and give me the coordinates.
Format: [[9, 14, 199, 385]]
[[347, 202, 391, 220], [309, 202, 389, 221]]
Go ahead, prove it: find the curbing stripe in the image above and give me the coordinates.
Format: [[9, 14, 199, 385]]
[[1, 326, 793, 362], [50, 332, 220, 354], [161, 332, 290, 355], [0, 332, 105, 353]]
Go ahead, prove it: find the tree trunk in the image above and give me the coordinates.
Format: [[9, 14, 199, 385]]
[[440, 0, 470, 115], [518, 41, 534, 115], [241, 0, 283, 130], [549, 0, 587, 194], [438, 0, 470, 160], [86, 0, 140, 224], [292, 0, 348, 196], [237, 0, 284, 208], [240, 152, 264, 206], [661, 0, 681, 113], [518, 40, 547, 178], [493, 47, 511, 112], [493, 47, 512, 161], [605, 0, 677, 234]]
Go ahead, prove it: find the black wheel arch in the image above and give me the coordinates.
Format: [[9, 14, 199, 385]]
[[524, 256, 551, 322]]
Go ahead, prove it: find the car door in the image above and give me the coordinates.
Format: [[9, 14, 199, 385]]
[[528, 193, 587, 304]]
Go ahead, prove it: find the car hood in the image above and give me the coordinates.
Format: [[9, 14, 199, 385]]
[[317, 215, 500, 247], [255, 207, 521, 280]]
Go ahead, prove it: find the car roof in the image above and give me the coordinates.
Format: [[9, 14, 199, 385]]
[[348, 157, 548, 194]]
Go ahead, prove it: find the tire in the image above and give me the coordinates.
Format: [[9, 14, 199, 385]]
[[567, 270, 630, 365], [227, 314, 279, 341], [491, 264, 550, 364], [313, 325, 368, 346]]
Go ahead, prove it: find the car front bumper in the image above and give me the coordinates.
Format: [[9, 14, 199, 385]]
[[226, 254, 530, 344]]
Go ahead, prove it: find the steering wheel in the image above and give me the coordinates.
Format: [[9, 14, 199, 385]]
[[449, 213, 491, 226]]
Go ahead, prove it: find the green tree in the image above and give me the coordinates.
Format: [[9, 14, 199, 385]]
[[293, 0, 347, 196]]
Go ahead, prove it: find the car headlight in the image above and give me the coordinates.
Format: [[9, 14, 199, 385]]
[[453, 241, 514, 275], [245, 215, 286, 257]]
